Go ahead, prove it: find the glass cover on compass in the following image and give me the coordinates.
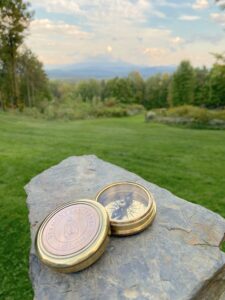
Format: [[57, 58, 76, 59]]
[[96, 182, 153, 224]]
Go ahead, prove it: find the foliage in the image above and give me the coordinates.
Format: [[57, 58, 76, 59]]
[[152, 105, 225, 125], [18, 48, 51, 108], [193, 67, 210, 106], [164, 105, 210, 120], [103, 77, 135, 103], [41, 97, 144, 120], [45, 56, 225, 119], [1, 113, 225, 298], [208, 55, 225, 107], [0, 0, 50, 110], [169, 61, 195, 106], [0, 0, 33, 107], [145, 73, 170, 109], [128, 71, 145, 104]]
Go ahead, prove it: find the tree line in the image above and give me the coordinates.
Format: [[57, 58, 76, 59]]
[[50, 57, 225, 110], [0, 0, 50, 110]]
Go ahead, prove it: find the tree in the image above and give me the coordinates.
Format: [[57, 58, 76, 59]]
[[145, 74, 170, 109], [169, 60, 195, 106], [103, 77, 134, 103], [193, 67, 209, 106], [75, 79, 101, 101], [128, 71, 145, 104], [18, 48, 51, 108], [208, 54, 225, 108], [0, 0, 33, 107]]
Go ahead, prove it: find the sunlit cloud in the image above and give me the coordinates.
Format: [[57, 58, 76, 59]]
[[143, 47, 167, 58], [170, 36, 185, 45], [157, 1, 191, 8], [31, 0, 165, 21], [30, 19, 89, 38], [192, 0, 209, 10], [31, 0, 83, 15], [211, 12, 225, 26], [107, 45, 112, 53], [179, 15, 201, 21]]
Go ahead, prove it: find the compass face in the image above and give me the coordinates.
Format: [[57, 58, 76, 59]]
[[97, 183, 152, 223]]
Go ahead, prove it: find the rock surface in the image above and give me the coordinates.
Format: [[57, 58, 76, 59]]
[[25, 155, 225, 300]]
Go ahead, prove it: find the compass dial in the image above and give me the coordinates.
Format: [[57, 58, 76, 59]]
[[96, 182, 152, 223]]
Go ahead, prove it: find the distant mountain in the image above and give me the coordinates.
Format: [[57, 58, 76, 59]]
[[46, 55, 176, 80]]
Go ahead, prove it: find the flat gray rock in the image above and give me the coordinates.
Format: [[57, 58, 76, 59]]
[[25, 155, 225, 300]]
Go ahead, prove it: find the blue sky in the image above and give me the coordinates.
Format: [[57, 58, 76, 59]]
[[26, 0, 225, 67]]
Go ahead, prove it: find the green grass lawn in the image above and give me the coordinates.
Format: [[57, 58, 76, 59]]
[[0, 112, 225, 299]]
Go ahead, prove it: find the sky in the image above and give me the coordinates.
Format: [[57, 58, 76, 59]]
[[26, 0, 225, 68]]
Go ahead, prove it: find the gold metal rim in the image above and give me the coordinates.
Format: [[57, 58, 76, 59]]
[[95, 181, 157, 236], [35, 199, 110, 272], [111, 201, 156, 236]]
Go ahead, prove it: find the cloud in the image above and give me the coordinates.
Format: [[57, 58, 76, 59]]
[[211, 13, 225, 26], [32, 0, 82, 15], [107, 45, 112, 53], [179, 15, 201, 21], [32, 0, 165, 21], [27, 19, 90, 65], [186, 33, 223, 44], [30, 19, 89, 37], [157, 1, 191, 8], [192, 0, 209, 10], [26, 1, 225, 67], [143, 47, 167, 58], [170, 36, 185, 45], [27, 16, 185, 66]]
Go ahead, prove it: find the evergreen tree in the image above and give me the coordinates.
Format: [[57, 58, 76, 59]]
[[145, 74, 171, 109], [193, 67, 209, 106], [128, 71, 145, 104], [169, 60, 195, 106], [208, 54, 225, 108]]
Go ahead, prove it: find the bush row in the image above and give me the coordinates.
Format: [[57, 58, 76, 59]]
[[21, 99, 145, 120], [146, 105, 225, 127]]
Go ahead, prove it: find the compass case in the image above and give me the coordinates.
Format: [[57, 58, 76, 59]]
[[35, 200, 110, 273], [95, 182, 156, 236]]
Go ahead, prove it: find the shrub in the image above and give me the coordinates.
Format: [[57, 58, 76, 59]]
[[149, 105, 225, 126], [103, 97, 118, 107], [210, 110, 225, 121], [42, 98, 145, 120], [22, 107, 42, 118], [125, 104, 145, 116], [94, 106, 127, 118], [163, 105, 210, 123]]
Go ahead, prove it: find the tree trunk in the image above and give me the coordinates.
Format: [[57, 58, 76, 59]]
[[31, 82, 35, 107], [26, 69, 31, 107], [9, 38, 18, 108]]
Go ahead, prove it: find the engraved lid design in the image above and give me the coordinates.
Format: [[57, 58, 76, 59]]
[[42, 204, 100, 256], [35, 200, 110, 273]]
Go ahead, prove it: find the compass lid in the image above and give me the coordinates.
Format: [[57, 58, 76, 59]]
[[95, 182, 156, 236], [35, 199, 110, 273]]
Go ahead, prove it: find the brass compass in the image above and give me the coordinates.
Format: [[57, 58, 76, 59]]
[[95, 182, 156, 236], [35, 182, 157, 272], [35, 200, 110, 273]]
